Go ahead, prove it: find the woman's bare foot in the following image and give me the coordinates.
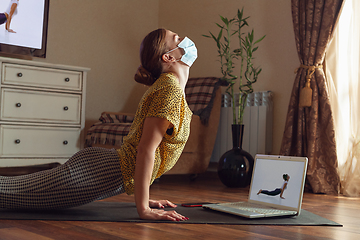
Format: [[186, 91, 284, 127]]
[[257, 189, 262, 195], [7, 29, 16, 33]]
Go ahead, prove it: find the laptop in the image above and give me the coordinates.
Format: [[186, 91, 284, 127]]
[[203, 154, 308, 218]]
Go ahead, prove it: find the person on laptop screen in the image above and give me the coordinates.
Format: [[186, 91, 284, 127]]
[[257, 174, 290, 199], [0, 0, 19, 33]]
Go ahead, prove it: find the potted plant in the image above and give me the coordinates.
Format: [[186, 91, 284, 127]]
[[204, 8, 265, 187]]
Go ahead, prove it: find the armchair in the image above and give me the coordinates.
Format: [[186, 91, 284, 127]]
[[85, 77, 223, 175]]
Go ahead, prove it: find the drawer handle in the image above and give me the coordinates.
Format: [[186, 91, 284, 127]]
[[15, 103, 22, 108], [15, 139, 21, 144], [64, 106, 69, 111], [17, 73, 23, 77], [65, 78, 70, 82], [63, 140, 68, 145]]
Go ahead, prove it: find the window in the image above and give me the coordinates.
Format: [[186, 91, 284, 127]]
[[326, 0, 360, 196]]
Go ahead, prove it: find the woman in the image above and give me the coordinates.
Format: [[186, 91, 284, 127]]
[[0, 0, 19, 33], [0, 28, 197, 221], [257, 174, 290, 199]]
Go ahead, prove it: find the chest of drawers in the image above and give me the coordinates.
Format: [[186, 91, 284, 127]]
[[0, 57, 89, 167]]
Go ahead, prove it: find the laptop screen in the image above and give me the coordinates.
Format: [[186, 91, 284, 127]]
[[248, 155, 307, 210]]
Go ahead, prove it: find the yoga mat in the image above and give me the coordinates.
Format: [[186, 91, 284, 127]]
[[0, 201, 342, 226]]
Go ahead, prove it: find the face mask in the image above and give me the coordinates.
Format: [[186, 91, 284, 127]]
[[166, 37, 198, 67]]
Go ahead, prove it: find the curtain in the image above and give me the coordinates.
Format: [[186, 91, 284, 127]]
[[280, 0, 344, 194], [326, 0, 360, 197]]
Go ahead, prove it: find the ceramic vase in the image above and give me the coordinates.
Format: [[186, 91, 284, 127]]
[[217, 124, 254, 188]]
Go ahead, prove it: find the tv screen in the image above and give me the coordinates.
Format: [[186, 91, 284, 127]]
[[0, 0, 49, 58]]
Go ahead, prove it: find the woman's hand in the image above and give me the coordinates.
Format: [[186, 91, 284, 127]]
[[139, 207, 189, 221], [149, 199, 177, 209]]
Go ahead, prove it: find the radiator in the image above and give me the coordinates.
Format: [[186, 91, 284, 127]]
[[210, 91, 273, 162]]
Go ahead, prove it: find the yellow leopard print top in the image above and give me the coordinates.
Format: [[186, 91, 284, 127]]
[[116, 73, 193, 195]]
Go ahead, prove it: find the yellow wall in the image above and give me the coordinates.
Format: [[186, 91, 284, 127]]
[[31, 0, 297, 154]]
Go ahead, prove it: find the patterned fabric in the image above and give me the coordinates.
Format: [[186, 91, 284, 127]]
[[280, 0, 343, 195], [116, 73, 192, 195], [0, 148, 124, 209], [85, 77, 221, 148], [185, 77, 221, 117], [86, 122, 132, 146], [99, 113, 134, 124]]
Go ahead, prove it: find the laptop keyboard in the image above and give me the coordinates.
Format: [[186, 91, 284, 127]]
[[220, 202, 296, 215]]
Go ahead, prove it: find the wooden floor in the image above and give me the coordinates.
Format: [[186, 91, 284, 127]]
[[0, 170, 359, 240]]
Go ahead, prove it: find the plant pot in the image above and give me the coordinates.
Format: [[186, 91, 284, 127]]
[[217, 124, 254, 188]]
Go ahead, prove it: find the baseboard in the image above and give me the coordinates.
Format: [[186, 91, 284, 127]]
[[207, 162, 218, 172]]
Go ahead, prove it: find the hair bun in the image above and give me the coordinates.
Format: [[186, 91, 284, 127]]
[[134, 65, 155, 86]]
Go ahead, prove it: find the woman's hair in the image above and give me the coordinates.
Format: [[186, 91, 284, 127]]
[[134, 28, 168, 86], [283, 174, 289, 181]]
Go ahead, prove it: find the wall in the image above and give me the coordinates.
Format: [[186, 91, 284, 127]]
[[159, 0, 299, 154], [43, 0, 160, 125], [31, 0, 297, 155]]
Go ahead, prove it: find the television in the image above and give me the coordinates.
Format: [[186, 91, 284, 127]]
[[0, 0, 49, 58]]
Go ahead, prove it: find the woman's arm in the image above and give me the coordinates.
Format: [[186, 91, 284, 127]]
[[134, 117, 187, 221], [5, 3, 17, 32]]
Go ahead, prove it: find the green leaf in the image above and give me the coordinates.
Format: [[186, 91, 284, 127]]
[[220, 15, 229, 25], [245, 37, 250, 46], [208, 32, 220, 49], [248, 30, 254, 43], [216, 23, 224, 29], [217, 29, 223, 41], [254, 35, 266, 44], [209, 32, 217, 41], [237, 9, 243, 19]]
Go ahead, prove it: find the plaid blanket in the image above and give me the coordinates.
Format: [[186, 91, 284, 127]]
[[86, 122, 132, 146], [99, 113, 134, 124], [185, 77, 220, 112], [185, 77, 223, 123], [85, 77, 222, 147]]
